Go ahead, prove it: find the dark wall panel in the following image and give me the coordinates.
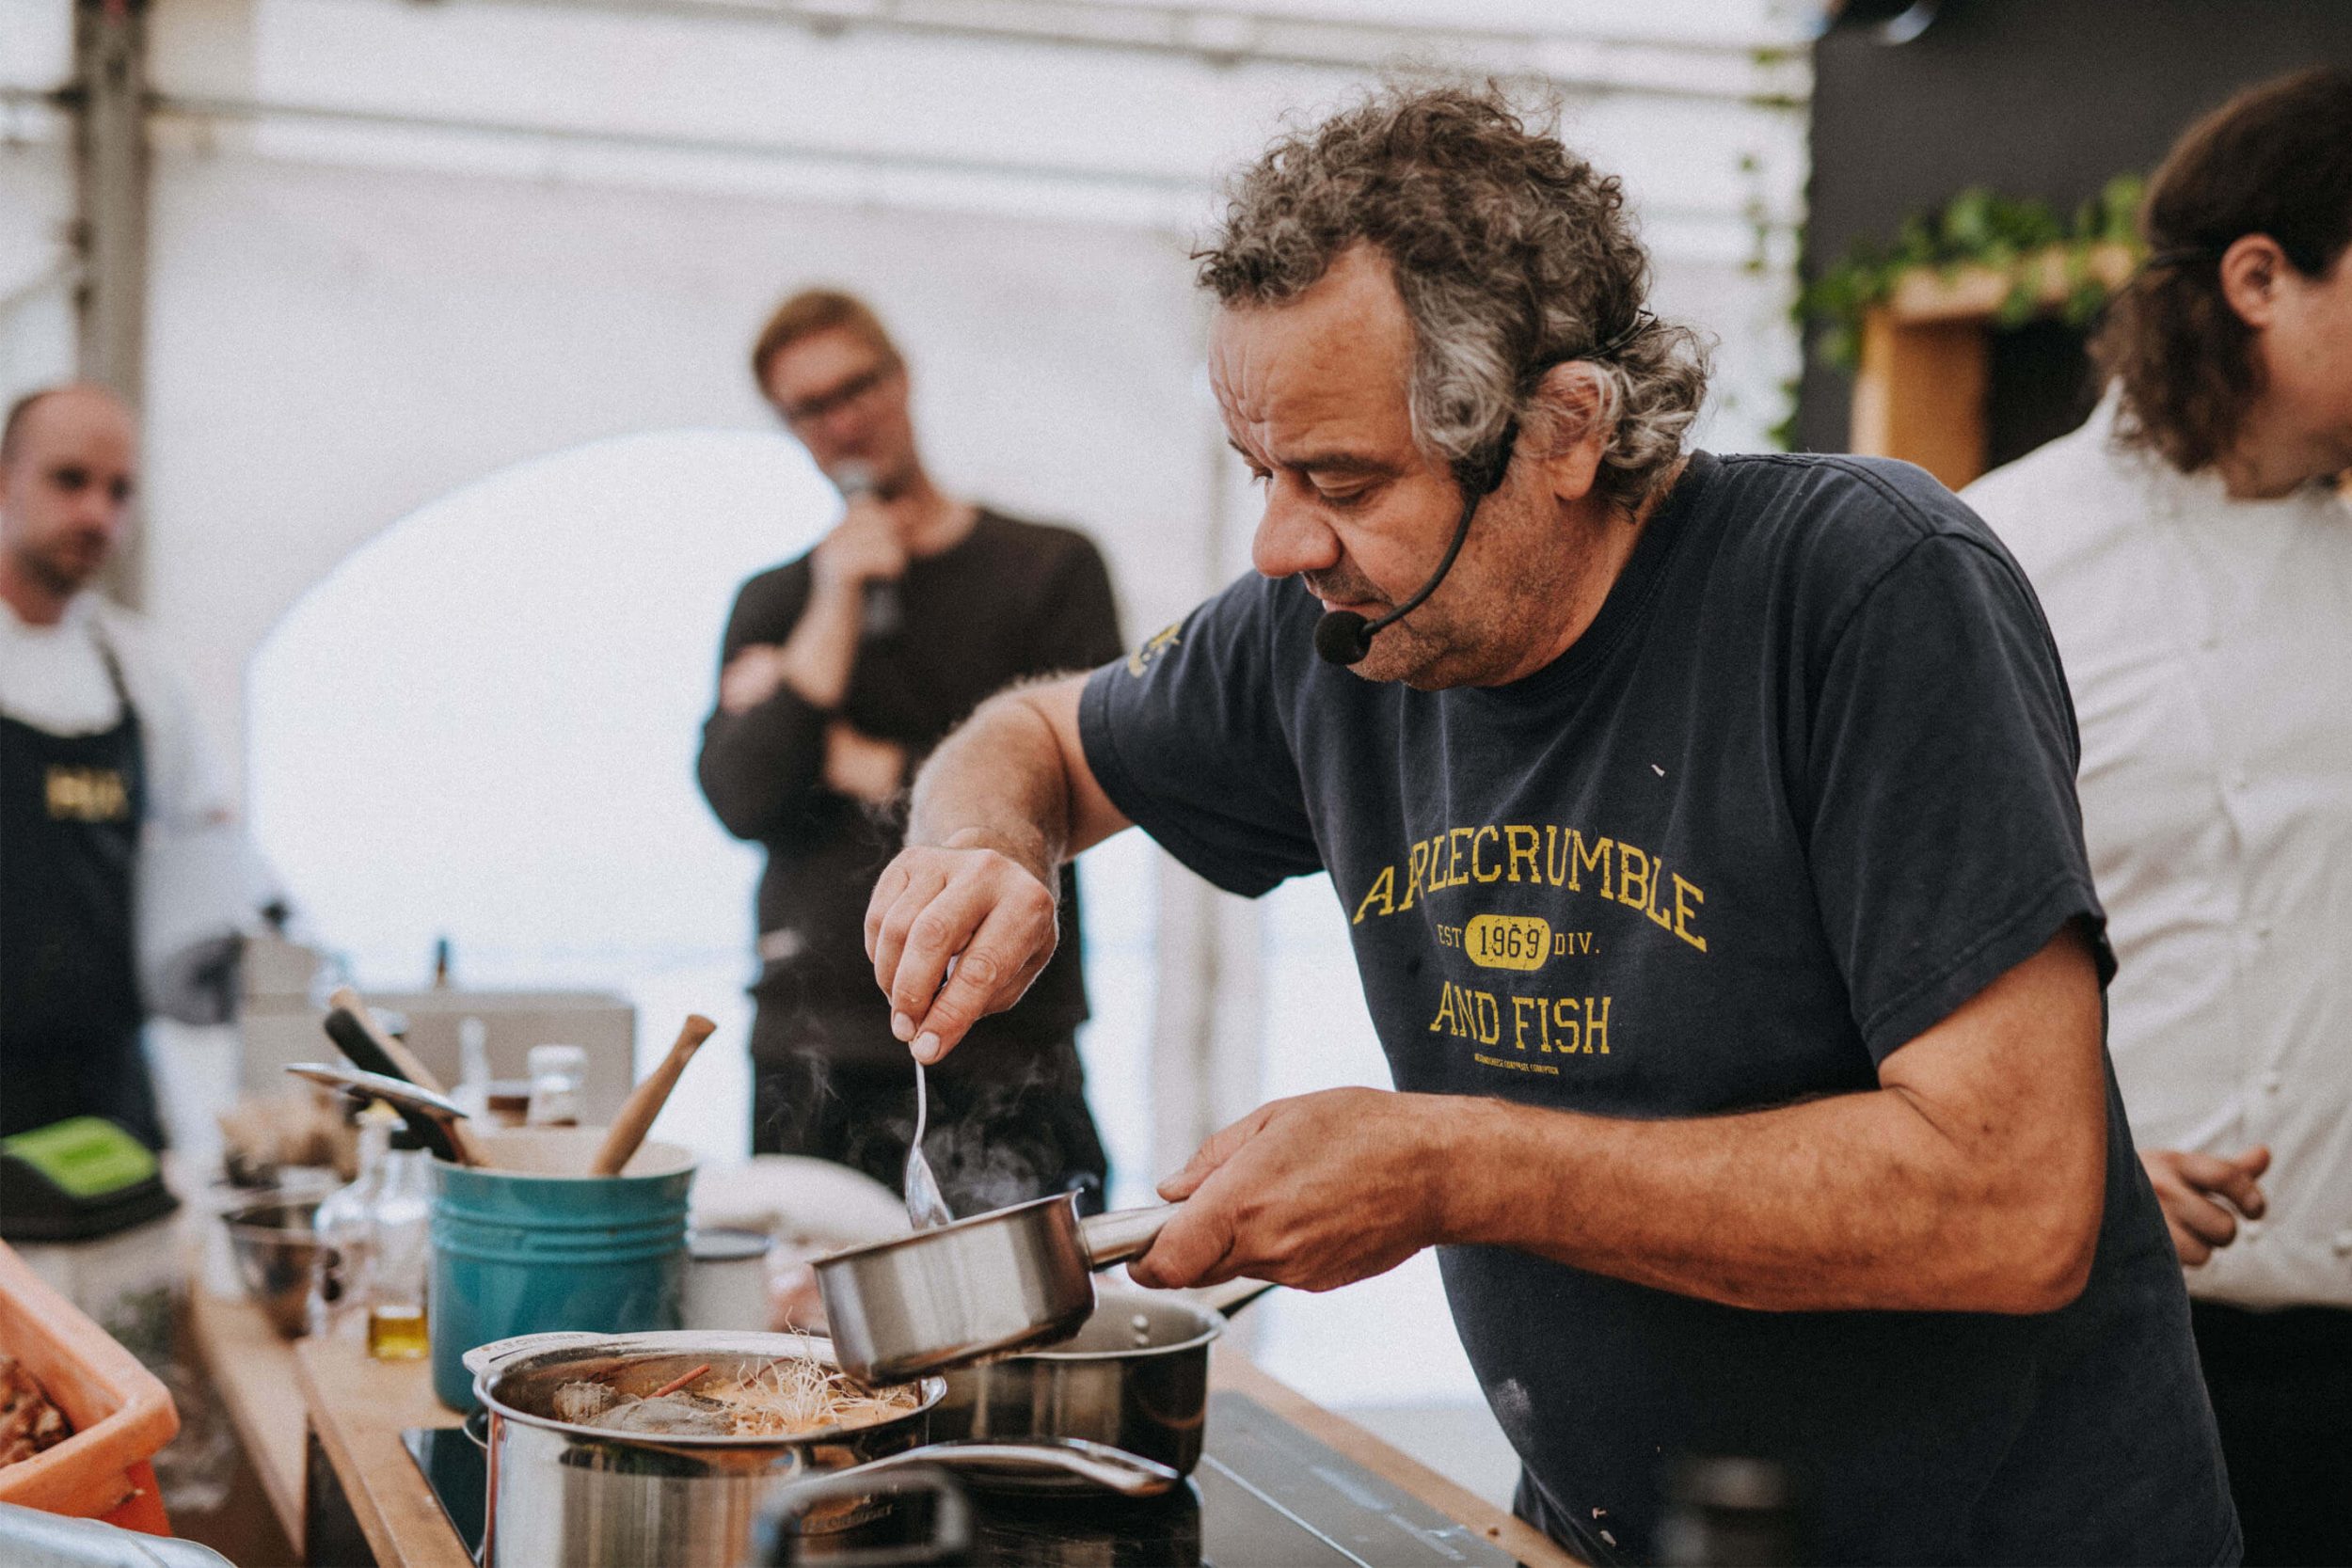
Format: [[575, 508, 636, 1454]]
[[1796, 0, 2352, 453]]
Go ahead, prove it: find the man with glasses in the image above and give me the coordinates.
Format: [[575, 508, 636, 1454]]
[[698, 289, 1121, 1218]]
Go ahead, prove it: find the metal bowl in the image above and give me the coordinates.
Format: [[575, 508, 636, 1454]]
[[221, 1198, 322, 1338]]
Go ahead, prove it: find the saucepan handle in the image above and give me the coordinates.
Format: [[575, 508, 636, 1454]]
[[1191, 1276, 1279, 1319], [835, 1438, 1181, 1498], [1076, 1203, 1178, 1268]]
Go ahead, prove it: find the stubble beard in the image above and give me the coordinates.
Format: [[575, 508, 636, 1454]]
[[6, 535, 103, 601], [1333, 500, 1576, 690]]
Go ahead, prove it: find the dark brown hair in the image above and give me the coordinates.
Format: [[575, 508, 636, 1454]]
[[2093, 67, 2352, 473], [1195, 81, 1708, 510], [748, 289, 903, 390]]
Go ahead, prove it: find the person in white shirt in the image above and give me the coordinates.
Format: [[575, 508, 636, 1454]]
[[1966, 66, 2352, 1568], [0, 384, 245, 1154]]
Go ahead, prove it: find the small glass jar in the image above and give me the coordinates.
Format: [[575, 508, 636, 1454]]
[[525, 1043, 587, 1128]]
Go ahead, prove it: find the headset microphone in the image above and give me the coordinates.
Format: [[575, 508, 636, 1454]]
[[1312, 420, 1516, 668], [1310, 313, 1654, 668]]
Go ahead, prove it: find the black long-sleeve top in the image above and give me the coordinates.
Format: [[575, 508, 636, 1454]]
[[698, 510, 1123, 1067]]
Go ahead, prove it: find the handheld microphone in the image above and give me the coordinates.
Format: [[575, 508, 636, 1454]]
[[834, 461, 903, 641], [1312, 420, 1517, 667]]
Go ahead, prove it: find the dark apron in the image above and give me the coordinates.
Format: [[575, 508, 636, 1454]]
[[0, 631, 164, 1148]]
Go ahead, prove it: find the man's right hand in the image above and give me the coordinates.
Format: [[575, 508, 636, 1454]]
[[2142, 1146, 2270, 1266], [810, 495, 909, 599], [864, 838, 1060, 1064]]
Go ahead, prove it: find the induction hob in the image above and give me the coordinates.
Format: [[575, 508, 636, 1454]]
[[404, 1390, 1537, 1566]]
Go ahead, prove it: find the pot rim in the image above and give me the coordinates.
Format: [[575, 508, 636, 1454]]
[[431, 1133, 699, 1181], [220, 1199, 322, 1236], [986, 1290, 1226, 1364], [469, 1328, 946, 1448]]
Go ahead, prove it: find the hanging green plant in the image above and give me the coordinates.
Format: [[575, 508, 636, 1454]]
[[1797, 173, 2148, 371]]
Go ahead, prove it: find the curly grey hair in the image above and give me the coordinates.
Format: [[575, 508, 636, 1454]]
[[1196, 82, 1709, 509]]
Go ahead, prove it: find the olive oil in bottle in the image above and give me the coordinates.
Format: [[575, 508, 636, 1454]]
[[367, 1303, 429, 1360]]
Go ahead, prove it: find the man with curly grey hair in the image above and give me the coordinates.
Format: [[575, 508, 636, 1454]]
[[861, 85, 2236, 1564]]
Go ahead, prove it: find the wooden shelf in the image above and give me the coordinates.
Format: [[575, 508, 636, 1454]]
[[1851, 241, 2137, 491], [1882, 241, 2139, 325]]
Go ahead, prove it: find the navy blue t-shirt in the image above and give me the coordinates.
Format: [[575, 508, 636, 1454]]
[[1080, 452, 2236, 1566]]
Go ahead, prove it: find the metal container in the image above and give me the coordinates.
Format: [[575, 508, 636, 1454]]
[[465, 1329, 1179, 1568], [219, 1198, 322, 1338], [814, 1196, 1173, 1384], [430, 1129, 695, 1409], [0, 1498, 236, 1566], [684, 1227, 775, 1332], [932, 1281, 1274, 1485]]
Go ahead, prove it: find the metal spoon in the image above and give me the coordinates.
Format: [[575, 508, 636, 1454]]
[[284, 1061, 479, 1166], [903, 1061, 954, 1230]]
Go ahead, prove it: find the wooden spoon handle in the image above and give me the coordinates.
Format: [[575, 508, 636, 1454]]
[[591, 1015, 717, 1177]]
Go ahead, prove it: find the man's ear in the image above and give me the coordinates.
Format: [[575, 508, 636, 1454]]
[[2218, 233, 2291, 332], [1527, 361, 1613, 504]]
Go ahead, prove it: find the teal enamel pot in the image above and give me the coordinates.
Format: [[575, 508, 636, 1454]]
[[429, 1128, 694, 1410]]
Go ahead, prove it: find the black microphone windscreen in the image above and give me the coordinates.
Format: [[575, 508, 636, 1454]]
[[1314, 610, 1372, 666]]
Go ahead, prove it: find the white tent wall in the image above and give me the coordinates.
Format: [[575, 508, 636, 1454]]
[[138, 148, 1222, 786], [0, 1, 74, 398], [2, 0, 1812, 783], [0, 147, 75, 395]]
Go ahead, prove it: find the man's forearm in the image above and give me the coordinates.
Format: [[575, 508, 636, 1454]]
[[903, 689, 1077, 884], [1437, 1085, 2094, 1314], [775, 582, 865, 709]]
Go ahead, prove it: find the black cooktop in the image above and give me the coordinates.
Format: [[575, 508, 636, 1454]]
[[404, 1390, 1535, 1567]]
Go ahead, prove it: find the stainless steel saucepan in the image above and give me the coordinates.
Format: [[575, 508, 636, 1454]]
[[930, 1276, 1278, 1488], [813, 1195, 1176, 1384], [462, 1329, 1177, 1568]]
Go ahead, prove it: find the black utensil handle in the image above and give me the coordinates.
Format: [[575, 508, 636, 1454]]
[[320, 1012, 458, 1160], [324, 1007, 409, 1083]]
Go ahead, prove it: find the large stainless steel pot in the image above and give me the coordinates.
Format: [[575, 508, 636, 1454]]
[[463, 1329, 1176, 1568], [931, 1279, 1275, 1488], [814, 1195, 1175, 1383]]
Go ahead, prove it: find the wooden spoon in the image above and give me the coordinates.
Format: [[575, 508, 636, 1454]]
[[591, 1014, 717, 1177]]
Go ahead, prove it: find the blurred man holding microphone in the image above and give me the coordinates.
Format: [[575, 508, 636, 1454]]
[[698, 290, 1122, 1214]]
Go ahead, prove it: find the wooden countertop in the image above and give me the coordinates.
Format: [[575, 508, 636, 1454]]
[[192, 1285, 1575, 1568], [293, 1321, 477, 1568]]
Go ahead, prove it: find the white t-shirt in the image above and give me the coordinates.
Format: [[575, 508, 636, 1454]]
[[1968, 391, 2352, 1308]]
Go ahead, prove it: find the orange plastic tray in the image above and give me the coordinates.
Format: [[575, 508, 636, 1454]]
[[0, 1240, 178, 1533]]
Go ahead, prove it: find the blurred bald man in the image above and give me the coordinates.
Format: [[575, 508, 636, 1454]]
[[0, 385, 241, 1152]]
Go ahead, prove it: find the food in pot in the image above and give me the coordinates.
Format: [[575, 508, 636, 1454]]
[[549, 1345, 921, 1439], [0, 1351, 72, 1468]]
